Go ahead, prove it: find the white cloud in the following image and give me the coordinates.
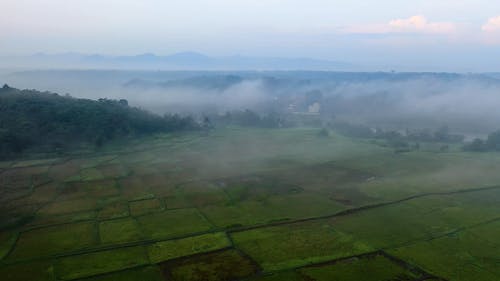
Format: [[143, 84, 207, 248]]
[[482, 16, 500, 32], [343, 15, 456, 34]]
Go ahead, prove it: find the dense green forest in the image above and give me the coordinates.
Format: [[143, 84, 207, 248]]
[[0, 84, 197, 158]]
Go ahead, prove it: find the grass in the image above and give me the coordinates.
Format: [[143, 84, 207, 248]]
[[0, 169, 33, 191], [388, 228, 500, 281], [248, 271, 304, 281], [97, 201, 129, 220], [48, 161, 81, 182], [55, 246, 149, 280], [128, 162, 159, 176], [0, 231, 18, 260], [201, 193, 345, 228], [298, 254, 423, 281], [129, 198, 163, 216], [75, 266, 163, 281], [141, 174, 172, 190], [220, 175, 303, 202], [57, 180, 120, 201], [0, 261, 54, 281], [3, 127, 500, 280], [119, 176, 155, 201], [177, 181, 229, 207], [7, 222, 97, 261], [27, 210, 97, 228], [98, 164, 129, 179], [99, 218, 143, 245], [344, 151, 500, 201], [11, 158, 57, 168], [331, 188, 500, 250], [466, 219, 500, 246], [137, 208, 213, 240], [17, 182, 59, 205], [80, 168, 105, 181], [231, 220, 373, 272], [162, 249, 259, 281], [86, 179, 120, 198], [147, 232, 231, 264], [37, 198, 98, 216]]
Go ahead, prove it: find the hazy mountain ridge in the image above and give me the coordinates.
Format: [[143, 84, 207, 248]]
[[0, 52, 351, 71]]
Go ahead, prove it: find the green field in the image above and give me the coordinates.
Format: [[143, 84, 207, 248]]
[[1, 127, 499, 280]]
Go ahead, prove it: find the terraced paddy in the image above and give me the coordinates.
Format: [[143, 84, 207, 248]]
[[1, 127, 499, 280]]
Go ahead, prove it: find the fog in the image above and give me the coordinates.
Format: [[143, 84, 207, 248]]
[[2, 70, 500, 136]]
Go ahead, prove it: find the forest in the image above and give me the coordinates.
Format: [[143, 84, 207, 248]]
[[0, 84, 197, 158]]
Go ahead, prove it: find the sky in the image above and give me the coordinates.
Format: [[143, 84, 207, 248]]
[[1, 0, 500, 71]]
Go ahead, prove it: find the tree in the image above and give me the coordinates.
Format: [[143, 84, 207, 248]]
[[434, 126, 449, 142], [317, 128, 329, 137], [463, 138, 487, 152], [0, 86, 199, 158], [118, 99, 128, 106], [202, 116, 214, 130], [486, 130, 500, 151]]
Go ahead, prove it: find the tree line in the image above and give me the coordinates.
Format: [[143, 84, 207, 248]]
[[0, 84, 197, 158], [463, 131, 500, 152]]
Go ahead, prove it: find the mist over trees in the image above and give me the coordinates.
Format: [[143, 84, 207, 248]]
[[0, 85, 197, 158], [4, 70, 500, 136], [464, 130, 500, 152], [4, 70, 500, 158]]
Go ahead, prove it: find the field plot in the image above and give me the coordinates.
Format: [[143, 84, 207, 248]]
[[0, 231, 17, 259], [48, 161, 81, 182], [38, 198, 98, 216], [7, 222, 97, 261], [99, 218, 143, 244], [12, 182, 59, 206], [97, 201, 129, 220], [218, 176, 303, 201], [202, 193, 345, 228], [129, 198, 164, 216], [98, 164, 129, 179], [27, 210, 97, 228], [118, 176, 155, 201], [175, 181, 229, 207], [346, 152, 500, 201], [249, 271, 305, 281], [147, 232, 231, 263], [75, 266, 163, 281], [331, 188, 500, 250], [1, 128, 500, 280], [55, 180, 119, 202], [55, 246, 149, 280], [0, 168, 36, 202], [137, 208, 213, 240], [297, 253, 426, 281], [161, 249, 260, 281], [388, 220, 500, 281], [0, 261, 55, 281], [231, 220, 373, 271]]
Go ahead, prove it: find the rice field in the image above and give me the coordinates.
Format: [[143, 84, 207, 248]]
[[0, 127, 499, 280]]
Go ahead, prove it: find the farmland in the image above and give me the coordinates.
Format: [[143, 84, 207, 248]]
[[0, 127, 499, 280]]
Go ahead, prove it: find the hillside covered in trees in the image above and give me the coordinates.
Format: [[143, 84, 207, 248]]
[[0, 84, 197, 158]]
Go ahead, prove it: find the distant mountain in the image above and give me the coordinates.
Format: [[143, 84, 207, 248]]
[[124, 74, 244, 90], [0, 52, 352, 71]]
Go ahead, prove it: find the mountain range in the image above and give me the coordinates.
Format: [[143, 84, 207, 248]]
[[0, 52, 352, 71]]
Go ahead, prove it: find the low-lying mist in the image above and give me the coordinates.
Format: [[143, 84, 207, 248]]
[[2, 70, 500, 136]]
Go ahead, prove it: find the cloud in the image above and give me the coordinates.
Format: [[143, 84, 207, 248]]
[[343, 15, 456, 34], [482, 16, 500, 32]]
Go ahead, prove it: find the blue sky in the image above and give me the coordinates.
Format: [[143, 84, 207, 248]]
[[1, 0, 500, 71]]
